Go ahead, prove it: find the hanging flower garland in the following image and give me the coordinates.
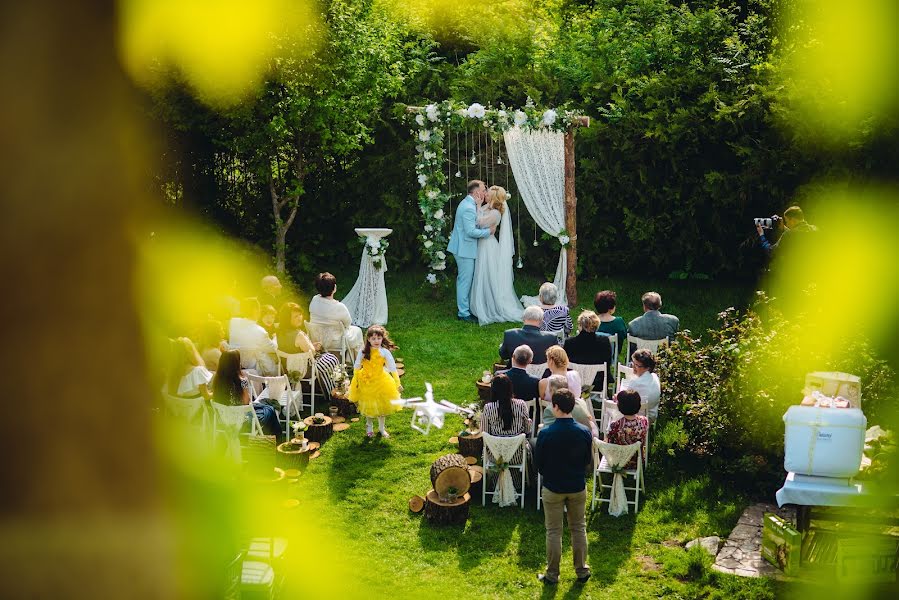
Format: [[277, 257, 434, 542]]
[[409, 99, 583, 287]]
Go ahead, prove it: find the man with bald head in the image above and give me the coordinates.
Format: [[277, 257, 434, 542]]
[[260, 275, 283, 310]]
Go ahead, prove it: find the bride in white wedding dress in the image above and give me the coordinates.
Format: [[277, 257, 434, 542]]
[[470, 185, 524, 325]]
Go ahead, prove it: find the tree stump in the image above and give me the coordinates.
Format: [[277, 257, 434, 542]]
[[330, 393, 358, 418], [424, 490, 471, 525], [476, 380, 491, 403], [243, 434, 277, 477], [429, 454, 471, 500], [303, 415, 334, 445], [458, 432, 483, 458], [276, 440, 311, 470], [468, 465, 483, 499], [408, 495, 425, 513]]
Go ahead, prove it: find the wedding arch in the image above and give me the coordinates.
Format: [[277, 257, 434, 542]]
[[406, 101, 589, 305]]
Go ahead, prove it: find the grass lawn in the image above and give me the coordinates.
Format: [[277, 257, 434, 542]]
[[287, 270, 782, 598]]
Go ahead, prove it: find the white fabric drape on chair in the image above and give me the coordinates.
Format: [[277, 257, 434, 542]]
[[503, 127, 567, 306], [342, 250, 388, 328]]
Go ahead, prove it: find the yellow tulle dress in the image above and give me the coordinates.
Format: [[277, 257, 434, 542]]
[[348, 348, 402, 417]]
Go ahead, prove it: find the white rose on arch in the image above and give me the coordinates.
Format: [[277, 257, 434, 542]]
[[434, 261, 446, 270], [426, 273, 437, 284], [425, 104, 439, 122], [415, 113, 425, 126], [418, 174, 427, 187], [418, 129, 431, 142], [513, 110, 527, 127], [436, 251, 446, 260], [541, 109, 557, 127], [467, 103, 486, 119], [433, 209, 444, 220], [427, 189, 439, 200], [424, 240, 433, 248], [424, 224, 433, 232]]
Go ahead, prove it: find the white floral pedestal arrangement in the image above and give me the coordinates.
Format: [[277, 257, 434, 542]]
[[342, 228, 392, 328]]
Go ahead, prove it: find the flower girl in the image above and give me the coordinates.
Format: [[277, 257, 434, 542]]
[[348, 325, 403, 437]]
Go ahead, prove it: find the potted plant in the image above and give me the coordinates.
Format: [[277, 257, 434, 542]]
[[329, 404, 339, 418], [444, 486, 459, 503], [292, 421, 309, 447]]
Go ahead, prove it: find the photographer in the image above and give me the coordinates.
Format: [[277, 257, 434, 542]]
[[756, 205, 817, 254]]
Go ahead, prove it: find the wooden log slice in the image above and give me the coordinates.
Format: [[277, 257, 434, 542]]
[[448, 436, 459, 445], [464, 456, 477, 466], [429, 454, 471, 499], [306, 441, 321, 451], [468, 465, 483, 498], [276, 441, 311, 470], [397, 368, 405, 378], [476, 380, 492, 403], [458, 432, 483, 458], [408, 495, 425, 513], [332, 416, 346, 424], [424, 490, 471, 526], [309, 450, 321, 460], [333, 423, 351, 432], [304, 415, 334, 444]]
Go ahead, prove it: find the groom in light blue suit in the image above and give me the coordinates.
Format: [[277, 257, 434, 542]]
[[447, 180, 495, 322]]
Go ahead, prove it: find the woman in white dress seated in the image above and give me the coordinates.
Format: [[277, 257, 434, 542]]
[[166, 337, 212, 400], [308, 272, 364, 357], [469, 186, 524, 325], [618, 348, 661, 422]]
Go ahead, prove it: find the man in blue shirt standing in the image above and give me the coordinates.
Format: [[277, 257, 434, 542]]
[[447, 179, 495, 323], [535, 389, 593, 585]]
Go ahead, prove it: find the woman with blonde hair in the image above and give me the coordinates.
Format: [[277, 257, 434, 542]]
[[469, 185, 523, 325], [166, 337, 213, 400]]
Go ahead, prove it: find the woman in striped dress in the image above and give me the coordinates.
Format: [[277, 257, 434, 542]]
[[537, 282, 572, 337], [481, 374, 531, 437]]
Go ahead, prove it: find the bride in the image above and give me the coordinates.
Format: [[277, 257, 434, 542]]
[[470, 185, 524, 325]]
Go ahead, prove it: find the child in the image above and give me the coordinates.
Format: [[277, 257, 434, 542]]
[[607, 389, 649, 467], [348, 325, 402, 438], [259, 304, 277, 338]]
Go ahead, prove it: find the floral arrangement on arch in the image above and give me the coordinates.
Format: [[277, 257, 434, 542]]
[[409, 99, 583, 287]]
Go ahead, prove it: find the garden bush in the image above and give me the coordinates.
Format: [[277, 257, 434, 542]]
[[657, 291, 896, 493]]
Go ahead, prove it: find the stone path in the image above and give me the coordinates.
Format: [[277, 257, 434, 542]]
[[712, 502, 795, 578]]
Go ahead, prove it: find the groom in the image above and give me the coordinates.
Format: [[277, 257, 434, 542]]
[[447, 179, 495, 322]]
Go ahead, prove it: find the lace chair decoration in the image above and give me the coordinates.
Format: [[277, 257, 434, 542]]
[[482, 433, 528, 508], [212, 402, 263, 463], [592, 439, 644, 516], [163, 391, 209, 433], [525, 363, 546, 379], [626, 335, 668, 364], [306, 321, 349, 365]]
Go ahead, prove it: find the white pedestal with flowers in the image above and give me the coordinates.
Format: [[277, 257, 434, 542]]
[[342, 228, 392, 328]]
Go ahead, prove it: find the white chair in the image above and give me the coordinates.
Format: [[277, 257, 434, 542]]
[[276, 350, 316, 416], [248, 373, 298, 439], [616, 363, 635, 393], [570, 362, 607, 398], [525, 363, 547, 379], [522, 398, 538, 440], [482, 433, 528, 509], [162, 391, 210, 433], [306, 320, 349, 365], [599, 396, 649, 436], [211, 402, 265, 462], [625, 335, 669, 364], [592, 439, 645, 515]]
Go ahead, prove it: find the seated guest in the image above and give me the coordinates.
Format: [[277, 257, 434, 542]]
[[197, 319, 229, 372], [563, 311, 612, 382], [538, 346, 582, 398], [259, 304, 277, 338], [497, 345, 540, 401], [537, 282, 572, 336], [481, 374, 531, 437], [229, 297, 279, 375], [211, 349, 281, 437], [167, 337, 212, 400], [627, 291, 679, 352], [499, 306, 557, 366], [308, 272, 364, 357], [594, 290, 628, 353], [259, 275, 283, 310], [541, 375, 597, 438], [276, 303, 315, 355], [607, 389, 649, 467], [618, 349, 661, 422]]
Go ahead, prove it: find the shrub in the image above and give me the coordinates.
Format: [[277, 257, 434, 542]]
[[658, 291, 897, 492]]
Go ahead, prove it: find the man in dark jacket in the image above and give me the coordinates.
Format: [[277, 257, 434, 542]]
[[499, 305, 558, 366], [497, 345, 540, 401]]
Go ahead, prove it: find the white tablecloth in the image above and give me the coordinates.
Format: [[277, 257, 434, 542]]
[[775, 472, 870, 507]]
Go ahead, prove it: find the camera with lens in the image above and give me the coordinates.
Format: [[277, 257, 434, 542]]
[[754, 215, 781, 229]]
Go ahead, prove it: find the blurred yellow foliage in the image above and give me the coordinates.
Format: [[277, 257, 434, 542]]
[[118, 0, 320, 106]]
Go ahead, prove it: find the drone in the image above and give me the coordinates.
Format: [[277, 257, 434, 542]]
[[392, 383, 474, 435]]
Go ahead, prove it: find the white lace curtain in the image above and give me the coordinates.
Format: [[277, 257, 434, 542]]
[[342, 245, 388, 328], [503, 127, 567, 306]]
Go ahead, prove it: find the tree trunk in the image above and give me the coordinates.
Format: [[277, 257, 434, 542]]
[[564, 130, 578, 306], [269, 170, 300, 275]]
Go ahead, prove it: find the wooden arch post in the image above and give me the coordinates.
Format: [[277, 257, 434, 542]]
[[564, 117, 590, 307]]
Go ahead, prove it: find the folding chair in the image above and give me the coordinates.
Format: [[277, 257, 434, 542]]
[[522, 398, 538, 440], [306, 321, 349, 365], [615, 363, 635, 393], [247, 373, 298, 440], [482, 433, 528, 508], [211, 402, 265, 462], [625, 335, 668, 364], [525, 363, 547, 379], [162, 391, 210, 435], [276, 350, 315, 415], [592, 439, 645, 514]]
